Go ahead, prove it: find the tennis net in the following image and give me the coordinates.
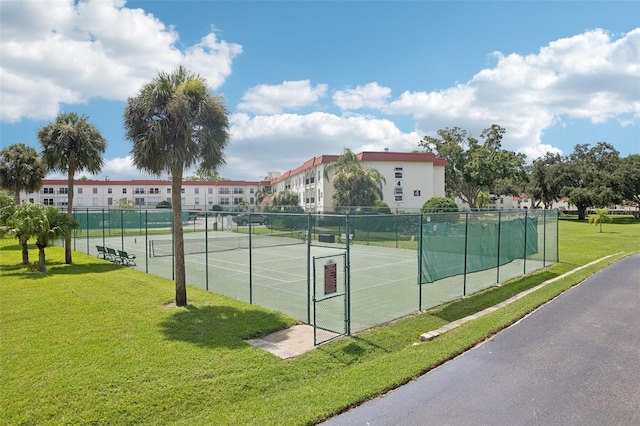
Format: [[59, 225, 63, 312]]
[[149, 231, 306, 257]]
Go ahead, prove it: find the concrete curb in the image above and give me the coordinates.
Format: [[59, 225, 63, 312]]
[[419, 253, 622, 342]]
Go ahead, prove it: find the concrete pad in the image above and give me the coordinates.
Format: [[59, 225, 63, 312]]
[[245, 324, 317, 359]]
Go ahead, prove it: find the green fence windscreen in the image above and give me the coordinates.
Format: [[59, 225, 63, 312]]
[[420, 214, 538, 283]]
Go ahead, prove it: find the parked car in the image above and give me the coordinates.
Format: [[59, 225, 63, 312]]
[[232, 213, 267, 226]]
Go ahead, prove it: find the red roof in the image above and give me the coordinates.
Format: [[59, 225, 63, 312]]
[[40, 179, 267, 186], [272, 151, 448, 184]]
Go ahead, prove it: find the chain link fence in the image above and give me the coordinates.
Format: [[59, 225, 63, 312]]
[[69, 208, 558, 335]]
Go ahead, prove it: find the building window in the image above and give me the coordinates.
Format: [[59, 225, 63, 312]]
[[92, 188, 98, 194], [394, 187, 403, 195], [194, 197, 200, 205], [134, 198, 145, 206], [43, 198, 54, 205], [395, 195, 403, 202], [78, 188, 83, 194], [180, 188, 185, 194], [249, 197, 254, 205], [233, 197, 243, 205], [220, 197, 230, 205], [59, 187, 68, 194], [233, 188, 244, 194], [167, 188, 171, 194], [134, 188, 145, 194], [107, 198, 113, 206], [219, 188, 230, 194], [249, 188, 255, 194], [194, 188, 200, 195], [394, 167, 403, 179], [150, 188, 159, 194], [208, 188, 213, 194], [122, 188, 127, 194], [29, 198, 34, 203], [108, 188, 112, 194], [43, 187, 54, 194]]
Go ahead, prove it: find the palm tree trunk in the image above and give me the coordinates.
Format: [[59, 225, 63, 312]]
[[65, 170, 75, 264], [172, 167, 187, 306], [21, 240, 29, 265], [37, 244, 46, 272], [13, 190, 21, 206]]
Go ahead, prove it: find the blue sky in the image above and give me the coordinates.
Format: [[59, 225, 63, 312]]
[[1, 0, 638, 181]]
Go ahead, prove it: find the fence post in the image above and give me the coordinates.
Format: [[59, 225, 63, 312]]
[[145, 210, 149, 274], [543, 209, 547, 268], [120, 209, 125, 252], [418, 213, 423, 311], [86, 208, 90, 255], [205, 212, 209, 291], [523, 209, 528, 275], [463, 212, 469, 296], [101, 208, 106, 248], [170, 209, 174, 280], [249, 219, 253, 305], [556, 210, 560, 262], [345, 212, 351, 336], [496, 211, 502, 284], [306, 212, 311, 324]]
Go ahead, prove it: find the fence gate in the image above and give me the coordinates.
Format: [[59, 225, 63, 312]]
[[312, 252, 348, 345]]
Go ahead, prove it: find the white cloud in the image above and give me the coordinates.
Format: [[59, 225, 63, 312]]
[[0, 0, 242, 123], [223, 112, 419, 178], [333, 82, 392, 110], [237, 80, 328, 114], [382, 28, 640, 159]]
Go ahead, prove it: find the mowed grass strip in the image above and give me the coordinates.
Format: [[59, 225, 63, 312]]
[[1, 219, 638, 425]]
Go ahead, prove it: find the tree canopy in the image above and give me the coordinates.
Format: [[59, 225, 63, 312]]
[[419, 125, 526, 209], [185, 166, 227, 181], [0, 143, 46, 205], [613, 154, 640, 209], [123, 65, 230, 307], [325, 148, 385, 210], [38, 112, 106, 264], [526, 152, 564, 209], [559, 142, 620, 220]]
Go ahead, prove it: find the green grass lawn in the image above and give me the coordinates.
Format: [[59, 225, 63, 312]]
[[1, 219, 638, 425]]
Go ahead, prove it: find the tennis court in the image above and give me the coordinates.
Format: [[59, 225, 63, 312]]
[[72, 209, 558, 340]]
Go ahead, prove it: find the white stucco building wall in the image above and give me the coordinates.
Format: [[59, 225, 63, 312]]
[[20, 151, 448, 213]]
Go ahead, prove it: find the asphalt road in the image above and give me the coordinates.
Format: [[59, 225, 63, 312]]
[[322, 253, 640, 426]]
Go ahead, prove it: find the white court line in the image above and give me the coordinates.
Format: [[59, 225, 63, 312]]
[[183, 255, 306, 285]]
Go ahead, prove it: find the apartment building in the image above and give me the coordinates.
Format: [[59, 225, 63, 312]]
[[272, 151, 447, 212], [20, 150, 447, 212], [23, 179, 267, 211]]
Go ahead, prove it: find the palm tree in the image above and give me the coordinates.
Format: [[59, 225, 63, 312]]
[[123, 66, 230, 307], [588, 208, 611, 233], [38, 112, 107, 264], [7, 201, 45, 267], [35, 207, 79, 272], [271, 189, 299, 208], [475, 191, 491, 209], [324, 149, 385, 210], [255, 185, 271, 209], [0, 194, 32, 265], [0, 143, 46, 205]]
